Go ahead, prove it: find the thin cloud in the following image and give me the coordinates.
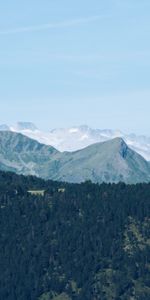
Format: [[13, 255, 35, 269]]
[[0, 15, 104, 35]]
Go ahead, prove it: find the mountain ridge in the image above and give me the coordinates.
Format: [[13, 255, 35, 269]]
[[1, 122, 150, 160], [0, 131, 149, 184]]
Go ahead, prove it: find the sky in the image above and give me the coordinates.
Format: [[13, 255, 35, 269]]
[[0, 0, 150, 134]]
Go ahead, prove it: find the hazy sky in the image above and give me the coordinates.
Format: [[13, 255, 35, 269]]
[[0, 0, 150, 134]]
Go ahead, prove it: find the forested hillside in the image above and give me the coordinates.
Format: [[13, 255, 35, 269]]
[[0, 171, 150, 299]]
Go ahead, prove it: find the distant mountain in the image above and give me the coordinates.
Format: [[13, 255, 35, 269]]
[[1, 122, 150, 161], [0, 124, 10, 131], [0, 131, 150, 184], [11, 122, 38, 131], [48, 125, 150, 161]]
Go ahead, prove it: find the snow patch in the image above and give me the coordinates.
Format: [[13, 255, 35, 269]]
[[69, 128, 79, 133]]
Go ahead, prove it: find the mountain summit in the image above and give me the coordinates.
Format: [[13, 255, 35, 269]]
[[53, 137, 150, 184]]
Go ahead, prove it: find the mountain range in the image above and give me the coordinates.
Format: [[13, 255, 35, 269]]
[[0, 130, 150, 184], [0, 122, 150, 161]]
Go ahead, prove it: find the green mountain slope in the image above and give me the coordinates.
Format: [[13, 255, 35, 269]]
[[0, 131, 150, 183], [0, 131, 59, 177], [55, 138, 150, 183]]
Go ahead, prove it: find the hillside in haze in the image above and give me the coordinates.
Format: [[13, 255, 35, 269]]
[[0, 171, 150, 300], [0, 131, 150, 184], [1, 122, 150, 160]]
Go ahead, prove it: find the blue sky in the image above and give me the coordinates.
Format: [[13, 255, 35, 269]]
[[0, 0, 150, 134]]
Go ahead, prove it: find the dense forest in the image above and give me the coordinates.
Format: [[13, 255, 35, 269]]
[[0, 171, 150, 299]]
